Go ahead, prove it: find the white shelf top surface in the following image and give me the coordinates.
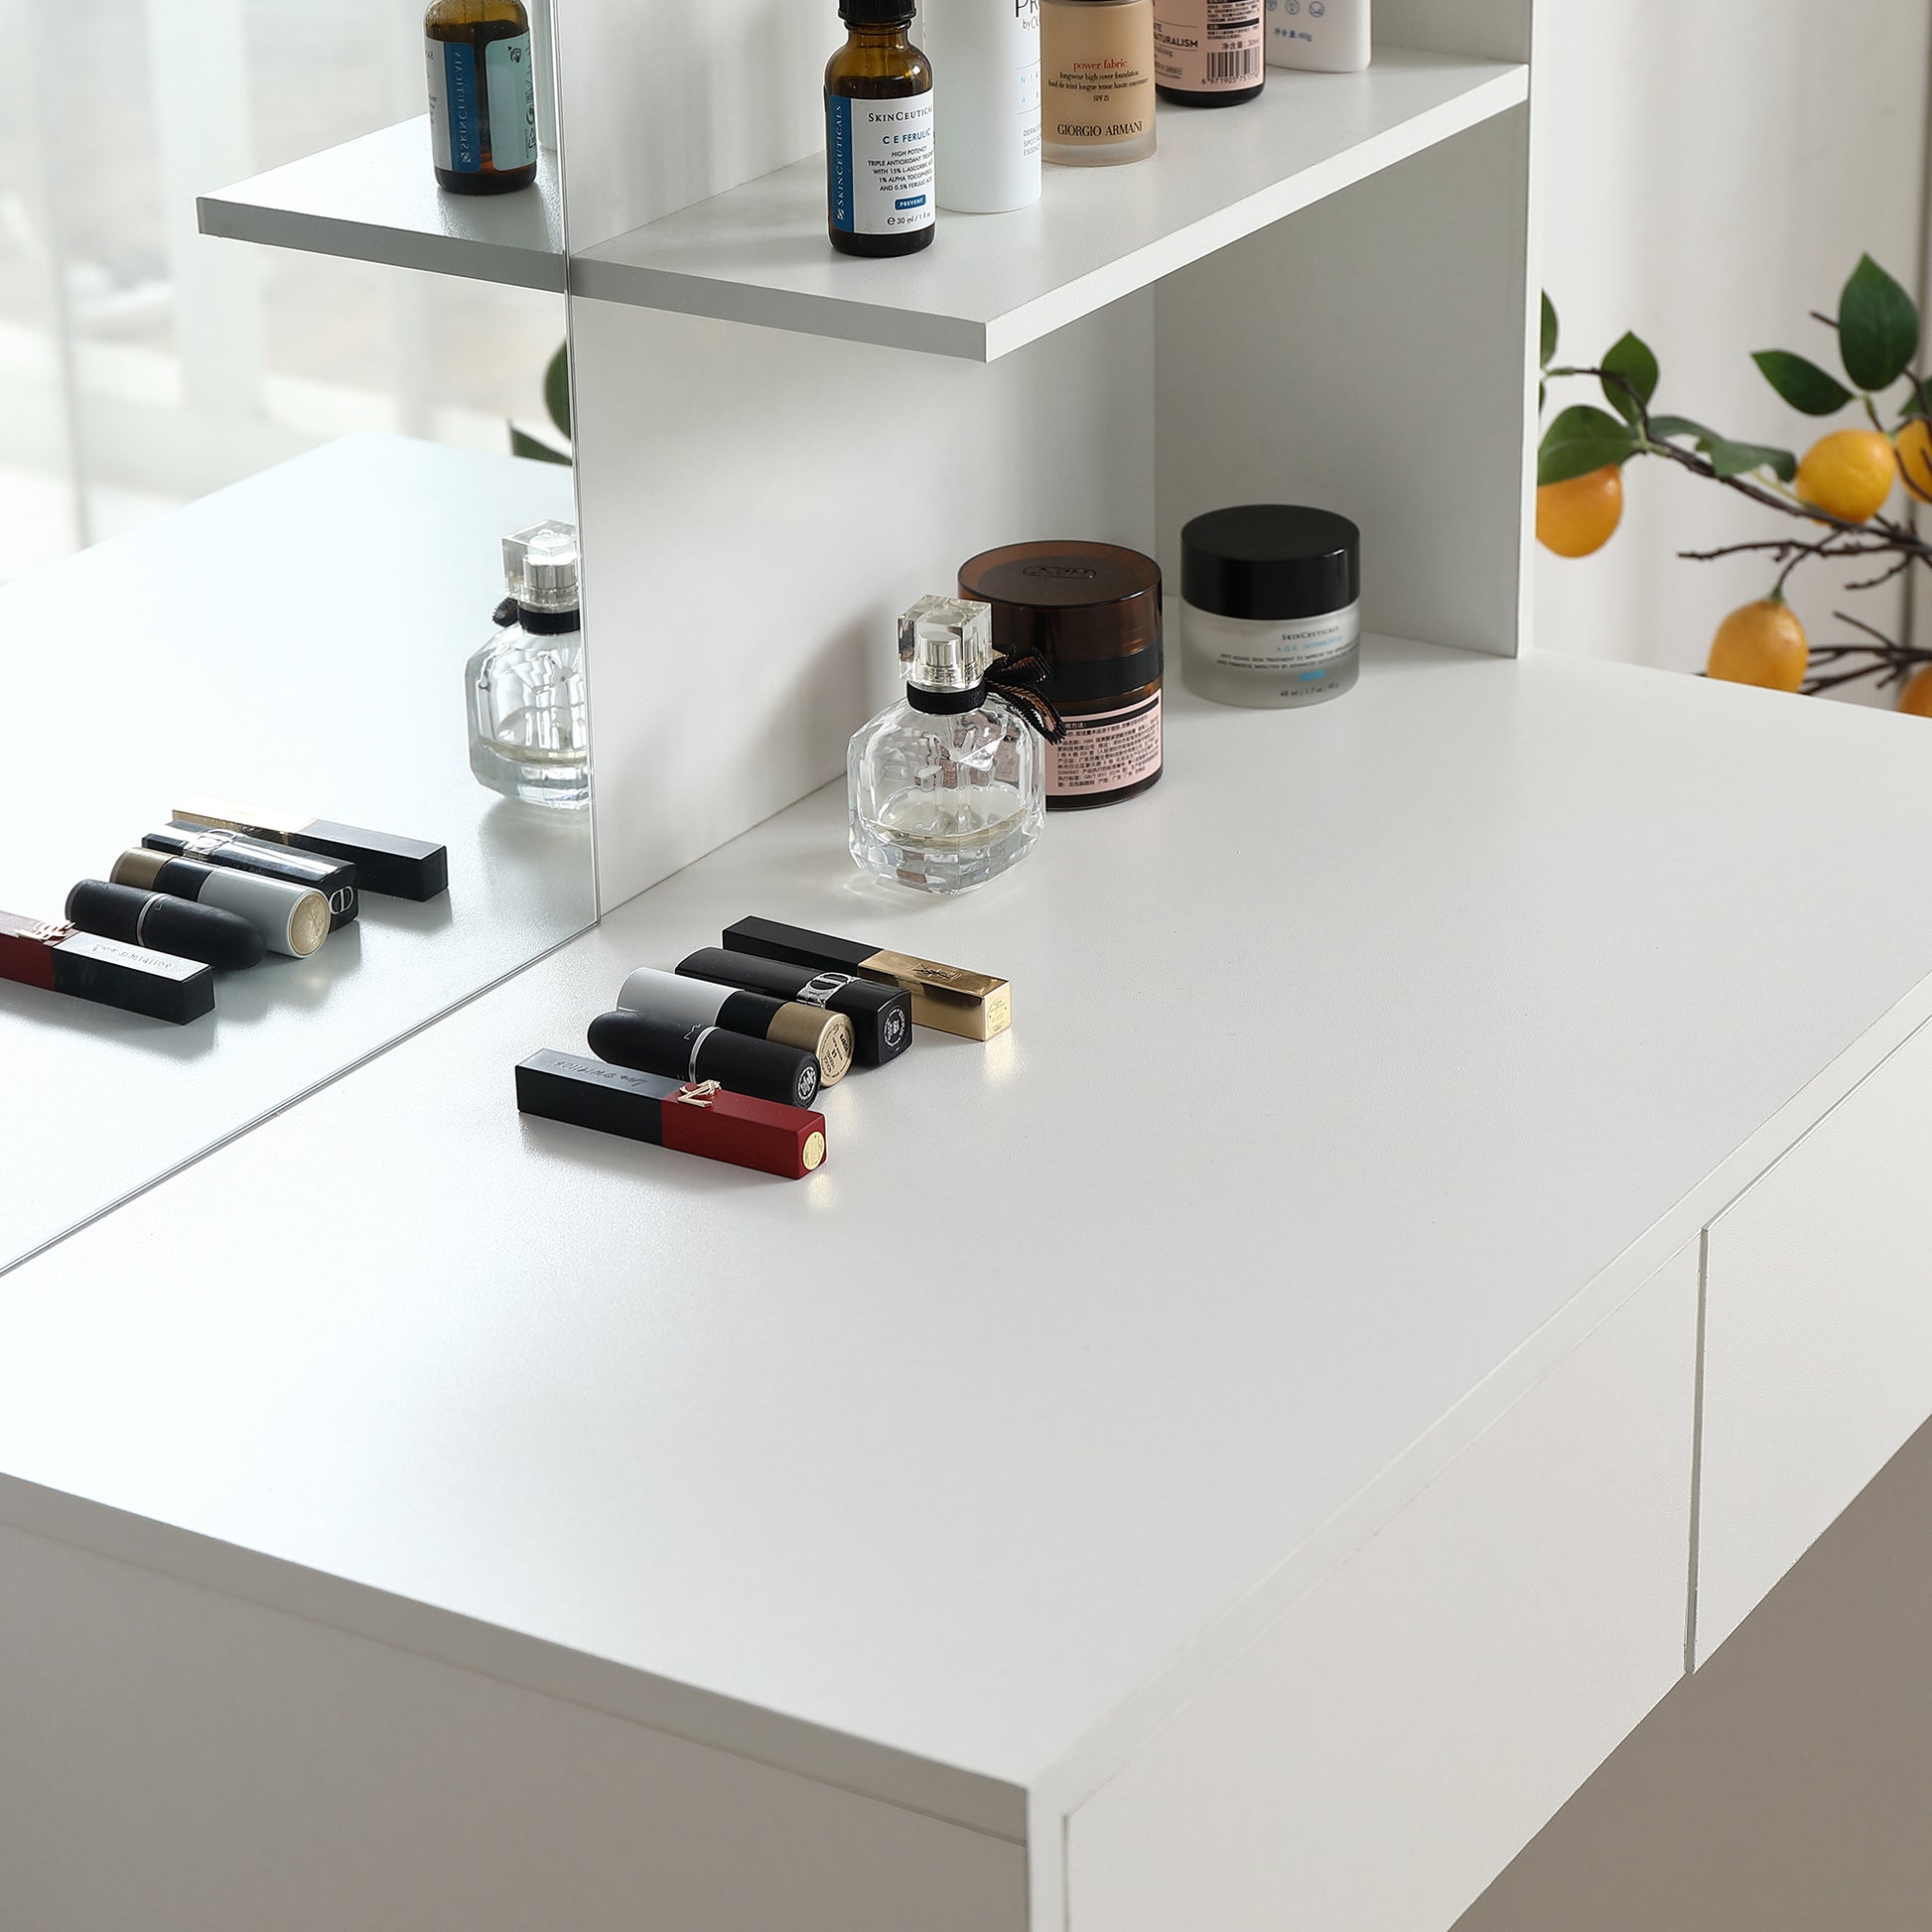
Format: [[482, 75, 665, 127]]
[[199, 118, 565, 292], [0, 435, 590, 1274], [6, 644, 1932, 1834], [574, 47, 1528, 358]]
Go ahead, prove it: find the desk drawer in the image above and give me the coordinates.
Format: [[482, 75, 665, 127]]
[[1697, 1018, 1932, 1664], [1066, 1244, 1698, 1932]]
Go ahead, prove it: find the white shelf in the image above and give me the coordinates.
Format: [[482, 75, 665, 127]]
[[573, 47, 1527, 359], [199, 117, 565, 293]]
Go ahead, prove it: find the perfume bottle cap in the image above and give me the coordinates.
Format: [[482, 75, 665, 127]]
[[898, 595, 995, 695], [501, 520, 580, 613]]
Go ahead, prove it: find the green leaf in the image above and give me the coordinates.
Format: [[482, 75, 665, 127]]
[[1540, 291, 1559, 368], [542, 343, 572, 442], [1648, 414, 1719, 442], [1752, 349, 1854, 416], [1838, 254, 1919, 391], [1706, 437, 1797, 483], [510, 424, 573, 467], [1599, 331, 1659, 423], [1538, 404, 1636, 485]]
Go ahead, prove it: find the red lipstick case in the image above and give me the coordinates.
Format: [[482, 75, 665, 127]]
[[515, 1049, 826, 1179], [1, 908, 215, 1025]]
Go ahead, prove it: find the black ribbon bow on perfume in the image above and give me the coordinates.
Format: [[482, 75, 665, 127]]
[[987, 646, 1068, 745]]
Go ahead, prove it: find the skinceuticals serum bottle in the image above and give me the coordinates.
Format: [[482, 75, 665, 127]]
[[425, 0, 539, 194], [825, 0, 936, 257]]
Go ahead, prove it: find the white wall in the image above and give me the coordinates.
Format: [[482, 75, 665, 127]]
[[1535, 4, 1930, 687]]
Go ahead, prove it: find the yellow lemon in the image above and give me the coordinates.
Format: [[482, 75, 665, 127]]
[[1795, 429, 1895, 522], [1536, 465, 1624, 558], [1896, 419, 1932, 505], [1899, 664, 1932, 717], [1708, 600, 1809, 693]]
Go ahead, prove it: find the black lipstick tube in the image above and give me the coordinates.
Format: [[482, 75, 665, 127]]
[[616, 966, 856, 1085], [66, 881, 266, 970], [144, 826, 357, 929], [587, 1009, 822, 1109], [173, 794, 447, 900], [110, 850, 330, 958], [722, 915, 1011, 1040], [675, 947, 912, 1067]]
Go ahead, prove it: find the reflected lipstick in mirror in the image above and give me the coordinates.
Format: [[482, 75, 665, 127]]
[[110, 850, 330, 959], [1, 908, 215, 1024], [143, 826, 357, 930], [173, 794, 447, 901], [66, 881, 266, 971], [516, 1049, 826, 1179]]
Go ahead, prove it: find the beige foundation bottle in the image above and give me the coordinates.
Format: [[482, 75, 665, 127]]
[[1040, 0, 1158, 166]]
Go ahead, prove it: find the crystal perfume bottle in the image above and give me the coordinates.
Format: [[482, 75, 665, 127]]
[[466, 520, 588, 808], [848, 596, 1045, 895]]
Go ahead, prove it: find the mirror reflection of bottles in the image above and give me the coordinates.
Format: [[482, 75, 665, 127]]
[[825, 0, 936, 257], [425, 0, 539, 195], [1040, 0, 1157, 167], [467, 522, 589, 808], [921, 0, 1042, 212]]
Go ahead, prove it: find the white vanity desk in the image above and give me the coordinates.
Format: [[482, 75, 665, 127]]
[[5, 641, 1932, 1932]]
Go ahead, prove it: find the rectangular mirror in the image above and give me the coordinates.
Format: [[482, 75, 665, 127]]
[[0, 3, 594, 1271]]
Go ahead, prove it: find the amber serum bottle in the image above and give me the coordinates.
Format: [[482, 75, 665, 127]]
[[425, 0, 539, 195], [826, 0, 936, 257]]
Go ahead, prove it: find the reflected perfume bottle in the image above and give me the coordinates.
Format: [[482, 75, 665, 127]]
[[848, 596, 1044, 895], [466, 519, 588, 809]]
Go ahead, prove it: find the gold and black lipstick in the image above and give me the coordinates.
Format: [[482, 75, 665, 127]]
[[721, 915, 1011, 1040], [617, 967, 856, 1085]]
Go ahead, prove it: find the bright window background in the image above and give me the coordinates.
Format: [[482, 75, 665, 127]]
[[0, 0, 566, 583]]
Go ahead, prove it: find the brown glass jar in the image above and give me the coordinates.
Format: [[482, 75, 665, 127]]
[[958, 540, 1164, 809]]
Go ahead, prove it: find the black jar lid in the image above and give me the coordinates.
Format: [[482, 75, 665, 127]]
[[840, 0, 914, 22], [1181, 505, 1361, 621]]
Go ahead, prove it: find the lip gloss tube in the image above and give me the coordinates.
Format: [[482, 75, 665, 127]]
[[516, 1049, 827, 1179], [143, 826, 357, 929], [1, 908, 214, 1024], [587, 1009, 822, 1109], [722, 915, 1010, 1040], [675, 948, 912, 1067], [111, 850, 330, 959], [66, 881, 267, 971], [173, 793, 447, 901], [616, 966, 857, 1085]]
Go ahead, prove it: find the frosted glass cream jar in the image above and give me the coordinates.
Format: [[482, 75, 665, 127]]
[[1178, 504, 1361, 709]]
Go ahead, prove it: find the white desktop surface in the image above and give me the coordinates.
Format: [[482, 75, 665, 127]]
[[3, 644, 1931, 1830]]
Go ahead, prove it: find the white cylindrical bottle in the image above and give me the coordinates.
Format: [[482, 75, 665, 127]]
[[1265, 0, 1370, 72], [921, 0, 1043, 212]]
